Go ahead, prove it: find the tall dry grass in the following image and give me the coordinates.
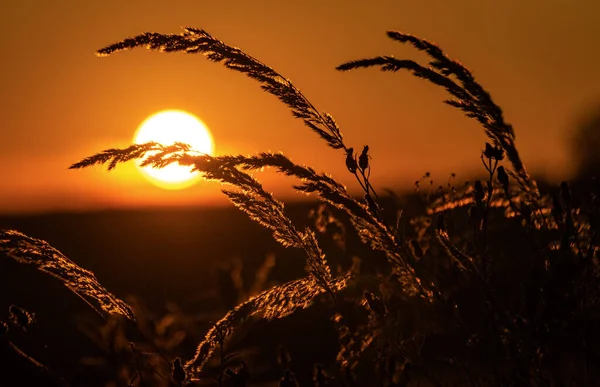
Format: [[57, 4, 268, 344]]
[[2, 26, 599, 386]]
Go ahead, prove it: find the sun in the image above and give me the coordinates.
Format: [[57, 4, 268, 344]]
[[133, 110, 214, 190]]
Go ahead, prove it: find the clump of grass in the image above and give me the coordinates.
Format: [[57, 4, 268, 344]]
[[2, 26, 599, 386], [70, 27, 600, 385]]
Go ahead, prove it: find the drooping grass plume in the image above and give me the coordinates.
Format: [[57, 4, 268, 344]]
[[91, 28, 417, 289], [96, 27, 345, 152], [71, 144, 427, 297], [336, 31, 540, 208], [184, 275, 349, 376], [69, 142, 194, 171], [0, 230, 135, 320], [73, 143, 340, 294], [95, 27, 389, 216]]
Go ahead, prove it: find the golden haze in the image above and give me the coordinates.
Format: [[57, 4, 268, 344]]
[[1, 1, 599, 214]]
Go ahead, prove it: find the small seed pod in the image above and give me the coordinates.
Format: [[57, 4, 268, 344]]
[[358, 145, 370, 171], [483, 142, 504, 160], [483, 143, 495, 159], [345, 148, 357, 174]]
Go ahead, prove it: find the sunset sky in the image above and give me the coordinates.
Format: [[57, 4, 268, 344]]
[[1, 1, 599, 214]]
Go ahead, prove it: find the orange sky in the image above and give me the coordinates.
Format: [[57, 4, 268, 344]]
[[1, 1, 599, 214]]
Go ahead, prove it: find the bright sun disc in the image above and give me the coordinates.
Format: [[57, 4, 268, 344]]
[[133, 110, 214, 189]]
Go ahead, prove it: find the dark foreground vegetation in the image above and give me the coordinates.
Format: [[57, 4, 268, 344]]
[[1, 27, 599, 386]]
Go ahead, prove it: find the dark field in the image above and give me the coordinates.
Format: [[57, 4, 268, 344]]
[[0, 205, 312, 307], [0, 202, 378, 386], [2, 180, 597, 387]]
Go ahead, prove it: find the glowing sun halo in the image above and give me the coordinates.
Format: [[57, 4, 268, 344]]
[[133, 110, 214, 189]]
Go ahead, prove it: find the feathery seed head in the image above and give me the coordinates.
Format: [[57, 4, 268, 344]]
[[1, 231, 135, 320]]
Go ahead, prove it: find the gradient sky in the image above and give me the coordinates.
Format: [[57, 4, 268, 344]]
[[1, 1, 599, 214]]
